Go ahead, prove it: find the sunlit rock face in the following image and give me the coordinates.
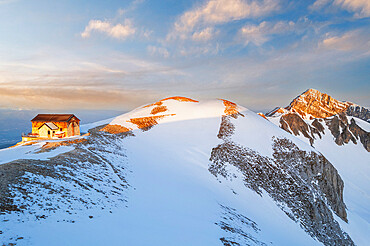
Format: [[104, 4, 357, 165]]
[[266, 89, 350, 119], [286, 89, 349, 119]]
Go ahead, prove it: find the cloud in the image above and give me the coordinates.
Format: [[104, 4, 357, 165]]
[[179, 44, 220, 56], [167, 0, 280, 41], [0, 84, 158, 110], [309, 0, 332, 10], [0, 46, 191, 110], [334, 0, 370, 18], [239, 20, 295, 46], [161, 0, 280, 57], [147, 45, 170, 58], [118, 0, 145, 16], [118, 0, 145, 15], [310, 0, 370, 18], [141, 29, 153, 39], [320, 29, 370, 53], [192, 27, 217, 41], [81, 19, 136, 40]]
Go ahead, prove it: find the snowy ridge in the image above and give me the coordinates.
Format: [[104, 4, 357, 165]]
[[103, 97, 314, 156], [106, 97, 245, 131]]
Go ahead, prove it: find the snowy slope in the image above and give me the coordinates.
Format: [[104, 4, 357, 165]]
[[0, 138, 80, 164], [0, 97, 363, 245], [267, 114, 370, 245], [312, 125, 370, 246]]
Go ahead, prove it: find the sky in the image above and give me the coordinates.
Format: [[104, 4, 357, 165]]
[[0, 0, 369, 113]]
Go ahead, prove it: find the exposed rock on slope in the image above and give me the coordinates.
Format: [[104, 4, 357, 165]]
[[348, 118, 370, 151], [216, 204, 267, 246], [0, 126, 131, 224], [346, 105, 370, 122], [279, 113, 317, 145], [210, 115, 353, 246]]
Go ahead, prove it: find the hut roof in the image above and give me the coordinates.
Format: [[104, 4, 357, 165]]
[[40, 122, 59, 130], [31, 114, 80, 122]]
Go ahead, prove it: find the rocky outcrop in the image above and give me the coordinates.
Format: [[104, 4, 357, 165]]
[[278, 110, 370, 152], [324, 113, 357, 146], [217, 116, 237, 140], [210, 115, 353, 246], [280, 113, 317, 145], [349, 118, 370, 151], [347, 105, 370, 122], [221, 99, 245, 117], [217, 205, 266, 246], [312, 118, 325, 133], [279, 113, 329, 146], [273, 138, 347, 221]]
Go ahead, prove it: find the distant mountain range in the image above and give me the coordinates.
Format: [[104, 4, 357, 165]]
[[0, 91, 368, 246]]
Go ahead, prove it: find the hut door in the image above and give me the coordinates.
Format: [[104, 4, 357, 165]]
[[72, 122, 75, 136]]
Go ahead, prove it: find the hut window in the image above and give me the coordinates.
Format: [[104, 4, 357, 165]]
[[48, 130, 50, 135], [60, 128, 62, 131]]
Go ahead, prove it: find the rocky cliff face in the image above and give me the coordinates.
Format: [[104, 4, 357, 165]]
[[279, 113, 318, 145], [210, 115, 353, 246], [348, 118, 370, 151], [324, 113, 356, 146], [281, 111, 369, 151], [346, 105, 370, 122]]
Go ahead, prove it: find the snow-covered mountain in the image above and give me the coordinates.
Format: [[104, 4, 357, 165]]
[[266, 89, 369, 122], [0, 95, 368, 245], [266, 89, 370, 245]]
